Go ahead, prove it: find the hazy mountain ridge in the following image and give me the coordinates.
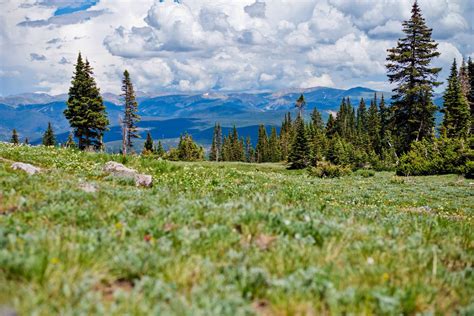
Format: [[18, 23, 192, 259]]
[[0, 86, 443, 148]]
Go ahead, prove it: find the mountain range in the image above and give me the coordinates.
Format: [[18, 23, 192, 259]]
[[0, 86, 443, 151]]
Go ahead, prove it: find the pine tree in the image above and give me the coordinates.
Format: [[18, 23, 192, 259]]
[[209, 123, 222, 161], [295, 94, 306, 116], [24, 138, 29, 145], [122, 70, 140, 153], [143, 131, 154, 153], [309, 107, 327, 164], [65, 132, 76, 148], [231, 126, 245, 161], [356, 98, 368, 134], [155, 141, 165, 157], [367, 97, 381, 152], [441, 59, 470, 139], [42, 122, 56, 146], [177, 134, 203, 161], [64, 53, 109, 150], [279, 113, 293, 160], [379, 94, 390, 144], [288, 114, 310, 169], [268, 127, 281, 162], [245, 136, 254, 162], [459, 59, 470, 100], [326, 113, 336, 138], [256, 125, 269, 163], [386, 1, 441, 152], [10, 129, 19, 145], [468, 57, 474, 134], [311, 107, 325, 132]]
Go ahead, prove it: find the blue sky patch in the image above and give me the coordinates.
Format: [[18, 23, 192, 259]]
[[54, 0, 99, 16]]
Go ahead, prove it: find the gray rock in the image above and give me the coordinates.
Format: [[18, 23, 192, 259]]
[[103, 161, 137, 178], [11, 162, 41, 175], [0, 306, 17, 316], [135, 173, 153, 187], [78, 182, 98, 193], [103, 161, 152, 187]]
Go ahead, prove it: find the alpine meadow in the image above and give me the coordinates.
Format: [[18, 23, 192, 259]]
[[0, 1, 473, 315]]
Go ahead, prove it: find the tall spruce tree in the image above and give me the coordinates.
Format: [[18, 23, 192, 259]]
[[367, 97, 381, 152], [143, 132, 154, 153], [64, 53, 109, 150], [209, 123, 222, 161], [155, 141, 165, 157], [268, 127, 281, 162], [42, 122, 56, 146], [256, 125, 269, 163], [288, 114, 310, 169], [356, 98, 368, 134], [122, 70, 140, 153], [279, 113, 293, 160], [24, 138, 29, 145], [10, 129, 19, 145], [386, 1, 441, 152], [442, 59, 470, 139], [295, 94, 306, 116], [468, 57, 474, 134], [459, 59, 470, 100], [326, 114, 336, 138], [245, 136, 254, 162], [311, 107, 325, 132]]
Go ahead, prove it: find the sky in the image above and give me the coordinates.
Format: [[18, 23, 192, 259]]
[[0, 0, 473, 96]]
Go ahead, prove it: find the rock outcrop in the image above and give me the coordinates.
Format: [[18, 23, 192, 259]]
[[103, 161, 153, 187], [11, 162, 41, 175]]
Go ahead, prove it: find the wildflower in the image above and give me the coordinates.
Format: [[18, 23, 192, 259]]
[[382, 272, 390, 281], [367, 257, 375, 265], [144, 234, 153, 242], [115, 222, 123, 229], [50, 257, 59, 264]]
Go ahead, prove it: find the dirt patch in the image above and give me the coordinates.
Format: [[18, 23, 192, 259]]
[[94, 278, 134, 301]]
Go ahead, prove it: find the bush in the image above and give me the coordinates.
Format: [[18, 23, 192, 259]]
[[396, 137, 471, 176], [164, 134, 204, 161], [465, 160, 474, 179], [309, 162, 352, 178]]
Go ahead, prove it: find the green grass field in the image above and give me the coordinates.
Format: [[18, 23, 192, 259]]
[[0, 143, 473, 315]]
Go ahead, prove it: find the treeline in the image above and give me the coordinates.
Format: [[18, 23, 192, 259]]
[[201, 94, 396, 171]]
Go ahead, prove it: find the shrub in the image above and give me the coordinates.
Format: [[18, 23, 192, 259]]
[[309, 162, 352, 178], [465, 160, 474, 179], [396, 137, 471, 176]]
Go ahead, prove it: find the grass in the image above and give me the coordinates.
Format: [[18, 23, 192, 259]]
[[0, 143, 473, 315]]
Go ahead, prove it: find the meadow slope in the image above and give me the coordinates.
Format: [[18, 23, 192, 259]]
[[0, 144, 473, 315]]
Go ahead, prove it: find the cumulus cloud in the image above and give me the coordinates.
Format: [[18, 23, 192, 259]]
[[1, 0, 473, 95], [244, 1, 266, 18]]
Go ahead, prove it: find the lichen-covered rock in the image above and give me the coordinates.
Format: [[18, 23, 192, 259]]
[[78, 182, 98, 193], [135, 174, 153, 187], [11, 162, 41, 175], [103, 161, 152, 187], [103, 161, 137, 178]]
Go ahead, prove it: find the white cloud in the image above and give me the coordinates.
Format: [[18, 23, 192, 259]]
[[0, 0, 472, 95]]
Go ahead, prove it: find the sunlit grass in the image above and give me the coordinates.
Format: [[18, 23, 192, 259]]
[[0, 143, 473, 315]]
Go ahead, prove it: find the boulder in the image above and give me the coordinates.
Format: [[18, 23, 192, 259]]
[[78, 182, 98, 193], [11, 162, 41, 175], [103, 161, 137, 178], [135, 173, 153, 188], [103, 161, 152, 187]]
